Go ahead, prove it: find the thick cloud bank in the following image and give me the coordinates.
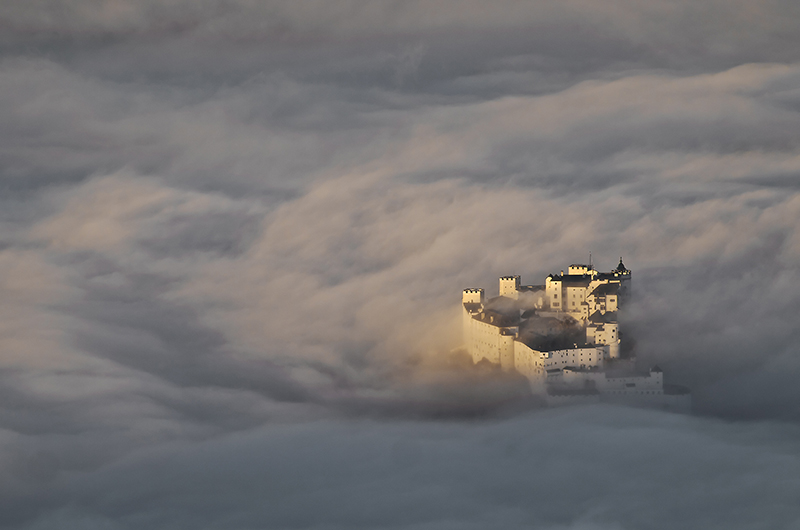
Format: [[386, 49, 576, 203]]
[[12, 407, 800, 530], [1, 1, 800, 528]]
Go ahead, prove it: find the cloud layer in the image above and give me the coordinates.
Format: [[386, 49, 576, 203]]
[[12, 407, 800, 530], [1, 1, 800, 528]]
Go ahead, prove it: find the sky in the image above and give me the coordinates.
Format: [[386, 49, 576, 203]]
[[1, 1, 800, 528]]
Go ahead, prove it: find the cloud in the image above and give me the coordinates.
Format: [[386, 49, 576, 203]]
[[10, 406, 800, 529], [1, 1, 800, 527]]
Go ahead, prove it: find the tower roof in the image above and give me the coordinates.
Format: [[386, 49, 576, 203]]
[[615, 257, 627, 272]]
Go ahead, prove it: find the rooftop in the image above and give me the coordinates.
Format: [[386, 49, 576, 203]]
[[550, 274, 592, 285], [588, 310, 618, 324], [590, 283, 620, 296], [473, 309, 519, 328]]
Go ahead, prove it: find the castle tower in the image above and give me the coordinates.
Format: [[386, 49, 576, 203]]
[[608, 339, 620, 359], [499, 275, 520, 299], [462, 288, 484, 353], [499, 331, 515, 371], [462, 288, 484, 306], [614, 257, 632, 304]]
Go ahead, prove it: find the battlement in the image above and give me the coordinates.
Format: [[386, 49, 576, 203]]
[[462, 288, 485, 305], [499, 275, 520, 298]]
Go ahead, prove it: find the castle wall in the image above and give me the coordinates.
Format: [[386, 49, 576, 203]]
[[462, 308, 474, 355], [465, 316, 518, 365], [513, 341, 544, 380], [512, 343, 605, 388], [540, 347, 605, 370], [598, 371, 662, 393]]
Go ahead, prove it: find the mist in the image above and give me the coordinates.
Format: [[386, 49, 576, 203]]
[[1, 1, 800, 528]]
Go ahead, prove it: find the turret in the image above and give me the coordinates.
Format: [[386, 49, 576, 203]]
[[462, 288, 484, 358], [614, 257, 632, 303], [608, 341, 620, 359], [613, 257, 631, 278], [499, 275, 520, 299], [462, 288, 484, 306]]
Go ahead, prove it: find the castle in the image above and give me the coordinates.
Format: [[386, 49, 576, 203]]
[[462, 259, 690, 409]]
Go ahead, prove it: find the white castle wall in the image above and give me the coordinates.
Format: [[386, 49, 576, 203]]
[[466, 315, 518, 365], [538, 347, 605, 370]]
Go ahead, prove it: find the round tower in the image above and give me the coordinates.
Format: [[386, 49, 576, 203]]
[[499, 330, 516, 371]]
